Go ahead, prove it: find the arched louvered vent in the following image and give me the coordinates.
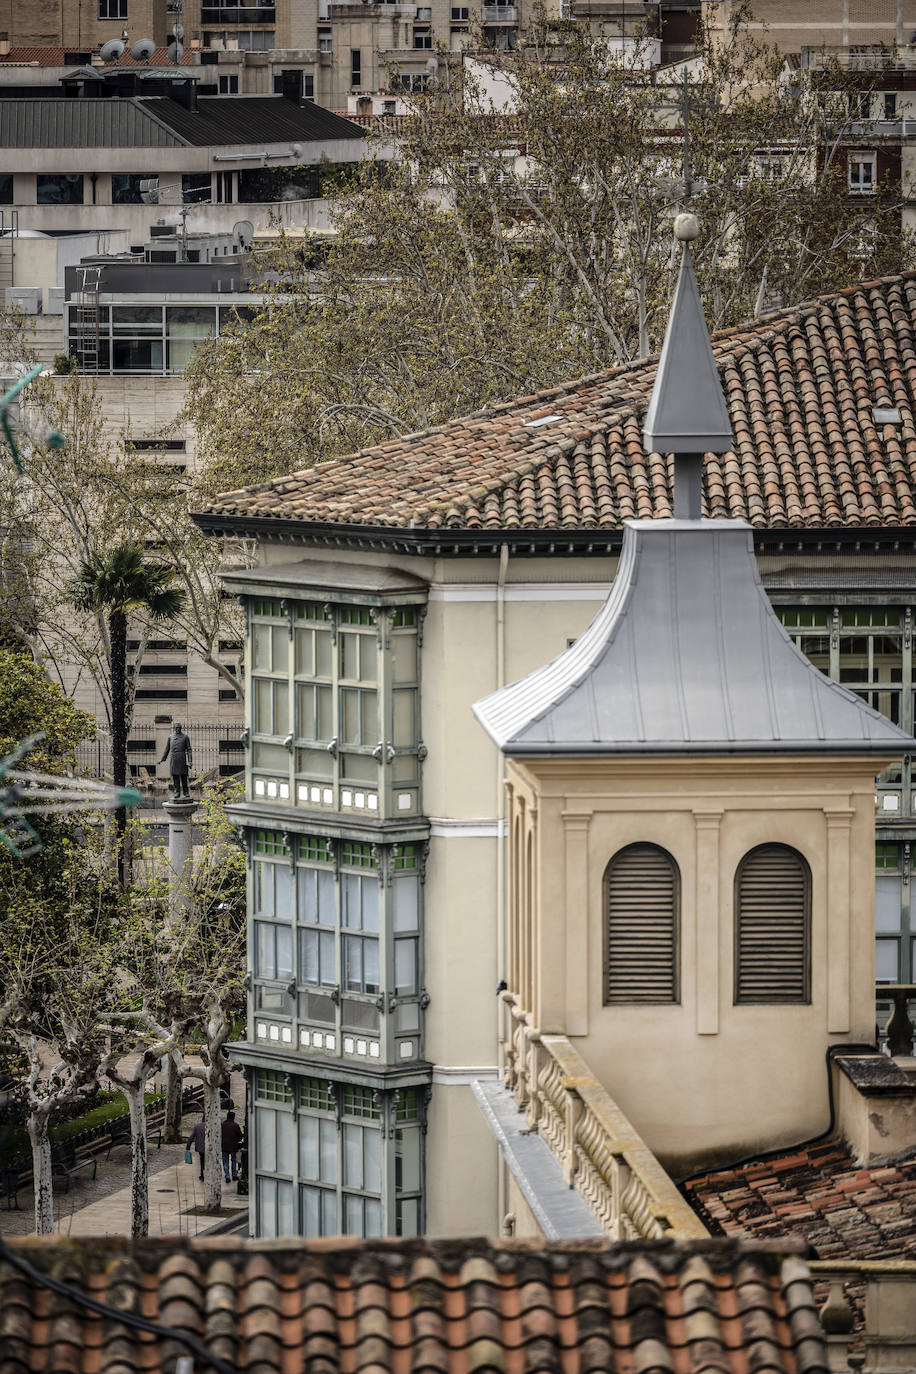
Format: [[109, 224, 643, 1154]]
[[604, 843, 679, 1004], [735, 844, 810, 1003]]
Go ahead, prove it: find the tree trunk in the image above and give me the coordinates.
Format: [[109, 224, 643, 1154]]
[[202, 1076, 223, 1211], [126, 1085, 149, 1237], [27, 1111, 54, 1235], [163, 1053, 182, 1143], [110, 606, 128, 886]]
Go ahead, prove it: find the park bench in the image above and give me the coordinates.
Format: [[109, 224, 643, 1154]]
[[51, 1142, 97, 1192], [105, 1117, 163, 1159]]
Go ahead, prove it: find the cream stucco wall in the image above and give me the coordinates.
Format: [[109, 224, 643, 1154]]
[[253, 541, 619, 1232], [506, 753, 886, 1177]]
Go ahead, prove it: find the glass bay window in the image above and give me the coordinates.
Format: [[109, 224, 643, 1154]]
[[247, 595, 425, 818], [250, 831, 426, 1065]]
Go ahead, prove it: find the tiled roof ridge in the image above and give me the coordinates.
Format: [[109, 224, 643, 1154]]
[[207, 268, 916, 515], [3, 1233, 809, 1263]]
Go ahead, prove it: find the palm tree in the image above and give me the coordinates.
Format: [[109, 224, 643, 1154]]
[[68, 544, 184, 884]]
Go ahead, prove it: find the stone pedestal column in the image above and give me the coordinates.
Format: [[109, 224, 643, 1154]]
[[163, 797, 199, 919]]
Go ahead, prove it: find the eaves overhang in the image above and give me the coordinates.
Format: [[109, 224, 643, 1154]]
[[193, 510, 916, 559], [228, 1040, 433, 1089], [227, 801, 430, 845]]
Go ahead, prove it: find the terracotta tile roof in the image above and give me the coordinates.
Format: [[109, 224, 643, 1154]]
[[0, 1235, 829, 1374], [0, 46, 194, 66], [198, 273, 916, 534], [684, 1142, 916, 1261]]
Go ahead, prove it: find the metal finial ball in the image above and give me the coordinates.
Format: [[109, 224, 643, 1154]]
[[674, 212, 700, 242]]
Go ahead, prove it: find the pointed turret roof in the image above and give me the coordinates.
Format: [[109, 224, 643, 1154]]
[[643, 240, 733, 456], [473, 221, 916, 761], [472, 518, 915, 756]]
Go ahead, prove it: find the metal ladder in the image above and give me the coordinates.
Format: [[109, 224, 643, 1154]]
[[72, 265, 102, 374], [0, 211, 17, 293]]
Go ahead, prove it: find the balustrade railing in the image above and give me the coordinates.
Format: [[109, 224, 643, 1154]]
[[877, 982, 916, 1056], [502, 994, 706, 1240]]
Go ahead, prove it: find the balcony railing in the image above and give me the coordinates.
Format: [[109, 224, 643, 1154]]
[[201, 4, 276, 22], [877, 982, 916, 1056], [503, 995, 706, 1240], [801, 44, 914, 71], [482, 4, 517, 19]]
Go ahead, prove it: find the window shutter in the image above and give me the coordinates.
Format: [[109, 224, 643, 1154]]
[[605, 844, 678, 1003], [735, 845, 809, 1003]]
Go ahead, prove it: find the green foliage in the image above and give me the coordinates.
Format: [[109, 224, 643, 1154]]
[[67, 543, 185, 624], [0, 648, 94, 765], [0, 1091, 164, 1169], [52, 354, 76, 376], [185, 9, 913, 491]]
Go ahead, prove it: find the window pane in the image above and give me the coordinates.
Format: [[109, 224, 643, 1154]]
[[343, 1124, 362, 1188], [301, 928, 318, 983], [254, 679, 272, 732], [360, 636, 377, 682], [364, 1197, 382, 1237], [361, 691, 378, 740], [393, 876, 419, 931], [391, 634, 416, 682], [320, 1118, 337, 1182], [300, 1116, 319, 1179], [257, 1176, 278, 1236], [256, 922, 275, 978], [342, 689, 360, 743], [275, 864, 292, 919], [274, 682, 289, 734], [398, 1197, 419, 1236], [362, 878, 379, 932], [393, 690, 415, 746], [276, 925, 293, 980], [363, 937, 379, 993], [395, 938, 418, 994], [364, 1127, 381, 1193], [38, 174, 83, 204], [344, 935, 363, 991], [397, 1126, 421, 1191], [257, 1107, 277, 1173], [319, 930, 335, 985], [342, 874, 360, 928], [252, 624, 272, 670], [342, 635, 359, 680], [315, 630, 332, 677], [277, 1179, 295, 1235], [344, 1193, 364, 1234], [302, 1182, 319, 1234], [317, 869, 335, 921], [322, 1189, 338, 1234], [876, 874, 902, 933], [277, 1111, 295, 1173], [299, 869, 318, 923], [876, 939, 899, 981]]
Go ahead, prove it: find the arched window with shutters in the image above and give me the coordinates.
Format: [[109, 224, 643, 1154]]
[[604, 844, 679, 1004], [734, 844, 810, 1004]]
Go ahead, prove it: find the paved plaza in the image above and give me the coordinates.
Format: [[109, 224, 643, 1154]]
[[0, 1069, 249, 1239]]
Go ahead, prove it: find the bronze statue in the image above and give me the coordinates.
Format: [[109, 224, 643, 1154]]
[[159, 721, 193, 798]]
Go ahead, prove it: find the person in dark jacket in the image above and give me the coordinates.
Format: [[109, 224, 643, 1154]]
[[221, 1110, 243, 1182], [159, 721, 193, 798], [186, 1116, 206, 1180]]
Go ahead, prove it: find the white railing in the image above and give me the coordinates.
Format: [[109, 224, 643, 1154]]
[[503, 995, 707, 1240]]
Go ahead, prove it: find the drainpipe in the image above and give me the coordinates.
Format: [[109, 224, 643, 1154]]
[[495, 542, 509, 1228]]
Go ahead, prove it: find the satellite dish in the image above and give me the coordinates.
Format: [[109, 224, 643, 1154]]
[[130, 37, 156, 63], [167, 39, 184, 64], [233, 219, 254, 249], [172, 22, 184, 40], [99, 38, 125, 62], [139, 177, 160, 204]]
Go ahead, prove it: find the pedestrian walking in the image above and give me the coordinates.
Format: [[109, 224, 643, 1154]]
[[221, 1110, 243, 1183], [186, 1116, 206, 1181]]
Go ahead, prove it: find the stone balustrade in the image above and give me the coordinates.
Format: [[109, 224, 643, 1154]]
[[502, 995, 706, 1240], [879, 983, 916, 1057], [810, 1260, 916, 1373]]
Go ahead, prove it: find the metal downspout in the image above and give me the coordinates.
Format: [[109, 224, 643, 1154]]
[[495, 542, 509, 1230]]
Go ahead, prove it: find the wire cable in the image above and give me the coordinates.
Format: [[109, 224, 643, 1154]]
[[0, 1230, 236, 1374]]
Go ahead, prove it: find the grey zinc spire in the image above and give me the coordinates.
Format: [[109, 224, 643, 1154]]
[[642, 214, 733, 519], [473, 216, 916, 761]]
